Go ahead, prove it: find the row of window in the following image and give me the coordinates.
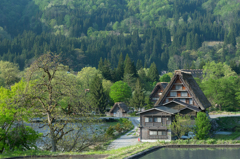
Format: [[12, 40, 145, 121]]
[[150, 131, 167, 136], [170, 91, 188, 97], [145, 117, 169, 122], [175, 85, 182, 90]]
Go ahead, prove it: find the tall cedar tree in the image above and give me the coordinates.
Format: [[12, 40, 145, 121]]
[[136, 59, 143, 70], [124, 54, 137, 77], [130, 79, 145, 110], [116, 53, 124, 80], [98, 57, 104, 71], [148, 62, 159, 82], [102, 59, 112, 81], [90, 75, 107, 114]]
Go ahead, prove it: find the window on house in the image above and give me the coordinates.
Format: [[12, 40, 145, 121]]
[[170, 91, 177, 97], [166, 98, 169, 103], [181, 92, 188, 97], [149, 131, 157, 135], [149, 117, 153, 122], [154, 117, 161, 122], [180, 98, 186, 103], [158, 131, 167, 135], [189, 99, 193, 104], [176, 85, 182, 90], [145, 117, 149, 122], [162, 131, 167, 135]]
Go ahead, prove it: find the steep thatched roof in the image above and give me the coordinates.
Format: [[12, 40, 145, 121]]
[[109, 102, 128, 113], [149, 82, 168, 98], [155, 70, 211, 110]]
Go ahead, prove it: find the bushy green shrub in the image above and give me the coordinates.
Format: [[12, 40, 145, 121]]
[[195, 112, 211, 139], [114, 123, 123, 133], [120, 118, 132, 130], [105, 126, 114, 137], [0, 124, 41, 152]]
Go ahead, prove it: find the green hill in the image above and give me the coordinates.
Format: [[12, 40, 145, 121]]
[[0, 0, 240, 72]]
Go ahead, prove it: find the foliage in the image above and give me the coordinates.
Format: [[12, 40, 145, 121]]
[[202, 61, 237, 82], [216, 117, 240, 130], [195, 112, 211, 140], [77, 67, 102, 88], [0, 80, 40, 153], [148, 62, 159, 82], [105, 126, 115, 138], [0, 61, 20, 87], [169, 114, 193, 139], [145, 97, 154, 109], [129, 79, 145, 110], [109, 81, 132, 103], [89, 75, 107, 114], [114, 123, 123, 133], [25, 54, 99, 152], [5, 124, 41, 152], [201, 63, 239, 111], [160, 74, 171, 82]]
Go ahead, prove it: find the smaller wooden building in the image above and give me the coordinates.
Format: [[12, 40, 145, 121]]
[[107, 102, 129, 117]]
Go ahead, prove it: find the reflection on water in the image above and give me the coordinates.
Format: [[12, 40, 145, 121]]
[[140, 148, 240, 159]]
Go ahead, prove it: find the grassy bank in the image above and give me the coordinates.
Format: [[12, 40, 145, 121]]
[[213, 132, 240, 140]]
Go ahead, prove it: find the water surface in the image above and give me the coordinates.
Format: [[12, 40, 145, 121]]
[[140, 148, 240, 159]]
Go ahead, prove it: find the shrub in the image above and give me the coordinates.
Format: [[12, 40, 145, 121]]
[[105, 126, 114, 137], [114, 123, 123, 133], [195, 112, 211, 139], [1, 124, 41, 152]]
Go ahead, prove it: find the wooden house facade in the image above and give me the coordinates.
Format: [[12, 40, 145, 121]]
[[139, 70, 211, 142]]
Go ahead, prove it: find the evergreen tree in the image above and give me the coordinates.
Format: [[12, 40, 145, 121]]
[[98, 57, 104, 71], [186, 33, 192, 50], [102, 59, 112, 81], [148, 62, 159, 82], [90, 75, 107, 114], [229, 32, 236, 46], [145, 97, 154, 109], [224, 32, 229, 45], [136, 59, 143, 70], [193, 34, 200, 50], [124, 54, 137, 77], [129, 79, 145, 110], [116, 53, 124, 80]]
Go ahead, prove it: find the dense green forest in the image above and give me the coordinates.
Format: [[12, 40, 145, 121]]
[[0, 0, 240, 72]]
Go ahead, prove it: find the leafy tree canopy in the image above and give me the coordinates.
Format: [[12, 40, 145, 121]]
[[109, 81, 132, 103]]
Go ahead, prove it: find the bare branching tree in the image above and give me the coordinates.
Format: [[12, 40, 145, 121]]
[[25, 53, 99, 152]]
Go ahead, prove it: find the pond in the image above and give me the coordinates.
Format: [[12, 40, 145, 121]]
[[140, 148, 240, 159]]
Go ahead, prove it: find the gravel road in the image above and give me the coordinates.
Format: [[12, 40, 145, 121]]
[[107, 117, 140, 150]]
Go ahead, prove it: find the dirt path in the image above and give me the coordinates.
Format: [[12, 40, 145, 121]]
[[107, 117, 140, 150]]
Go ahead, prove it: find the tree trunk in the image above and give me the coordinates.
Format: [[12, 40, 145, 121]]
[[47, 112, 57, 152], [50, 126, 57, 152]]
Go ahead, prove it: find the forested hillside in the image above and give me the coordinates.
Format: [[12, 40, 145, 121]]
[[0, 0, 240, 71]]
